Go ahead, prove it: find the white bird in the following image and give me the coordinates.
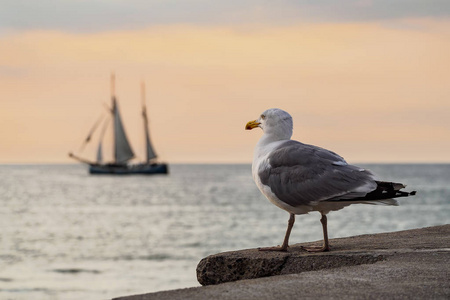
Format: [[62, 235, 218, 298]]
[[245, 108, 416, 252]]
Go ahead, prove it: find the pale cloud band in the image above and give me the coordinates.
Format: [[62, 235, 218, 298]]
[[1, 1, 450, 163], [1, 20, 449, 163], [1, 0, 450, 32]]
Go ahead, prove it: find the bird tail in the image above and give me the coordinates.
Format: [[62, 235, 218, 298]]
[[327, 181, 416, 205], [364, 181, 417, 200]]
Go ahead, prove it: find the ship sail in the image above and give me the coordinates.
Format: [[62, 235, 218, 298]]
[[141, 83, 157, 162], [96, 116, 109, 164], [69, 74, 168, 175], [112, 97, 135, 163], [96, 141, 103, 163]]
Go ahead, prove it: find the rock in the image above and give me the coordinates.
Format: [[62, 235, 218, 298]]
[[196, 248, 384, 285], [196, 224, 450, 285], [113, 225, 450, 300]]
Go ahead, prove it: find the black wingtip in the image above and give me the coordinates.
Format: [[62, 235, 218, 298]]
[[410, 191, 417, 196]]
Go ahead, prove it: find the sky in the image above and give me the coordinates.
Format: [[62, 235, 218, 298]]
[[1, 1, 450, 164]]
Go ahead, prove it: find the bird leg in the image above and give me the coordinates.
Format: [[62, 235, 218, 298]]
[[302, 213, 330, 252], [259, 213, 295, 252]]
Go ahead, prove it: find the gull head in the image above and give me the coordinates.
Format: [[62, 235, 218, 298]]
[[245, 108, 293, 140]]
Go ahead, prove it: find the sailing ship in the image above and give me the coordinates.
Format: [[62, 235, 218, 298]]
[[69, 75, 168, 175]]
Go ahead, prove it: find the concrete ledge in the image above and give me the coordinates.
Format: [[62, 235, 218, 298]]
[[197, 249, 385, 286], [114, 225, 450, 300], [197, 224, 449, 285]]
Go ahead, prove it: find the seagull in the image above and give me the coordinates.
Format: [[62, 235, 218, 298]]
[[245, 108, 416, 252]]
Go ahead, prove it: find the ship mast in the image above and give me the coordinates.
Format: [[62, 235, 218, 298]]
[[141, 82, 157, 162]]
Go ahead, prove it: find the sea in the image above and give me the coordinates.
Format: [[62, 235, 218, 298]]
[[0, 164, 449, 300]]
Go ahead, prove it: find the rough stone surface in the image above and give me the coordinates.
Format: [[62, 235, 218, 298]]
[[113, 225, 450, 300], [196, 250, 385, 286], [197, 224, 449, 285]]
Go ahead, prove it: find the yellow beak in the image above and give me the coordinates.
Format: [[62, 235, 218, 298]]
[[245, 120, 261, 130]]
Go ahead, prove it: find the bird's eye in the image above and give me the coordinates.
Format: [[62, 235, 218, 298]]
[[261, 114, 266, 120]]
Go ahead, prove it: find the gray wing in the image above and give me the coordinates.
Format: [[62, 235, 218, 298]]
[[258, 140, 377, 207]]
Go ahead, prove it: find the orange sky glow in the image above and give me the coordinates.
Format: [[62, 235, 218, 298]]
[[1, 18, 449, 163]]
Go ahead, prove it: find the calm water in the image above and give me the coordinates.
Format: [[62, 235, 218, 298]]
[[0, 164, 449, 299]]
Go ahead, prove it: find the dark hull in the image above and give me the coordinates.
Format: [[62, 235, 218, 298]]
[[89, 163, 168, 175]]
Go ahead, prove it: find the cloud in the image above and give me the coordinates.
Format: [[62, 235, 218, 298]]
[[0, 66, 26, 77], [1, 0, 449, 32], [1, 20, 450, 162]]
